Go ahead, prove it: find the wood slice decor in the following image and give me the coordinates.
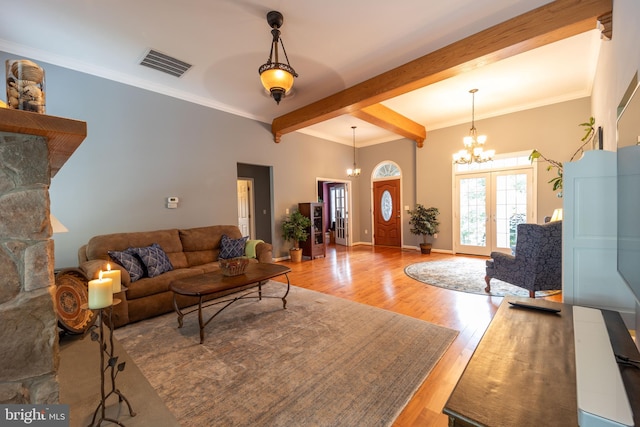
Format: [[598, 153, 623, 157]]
[[55, 268, 96, 334]]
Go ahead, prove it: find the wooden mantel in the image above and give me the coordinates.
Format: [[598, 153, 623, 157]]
[[0, 108, 87, 177]]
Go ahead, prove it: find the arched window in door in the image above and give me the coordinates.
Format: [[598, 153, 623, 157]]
[[373, 162, 400, 179]]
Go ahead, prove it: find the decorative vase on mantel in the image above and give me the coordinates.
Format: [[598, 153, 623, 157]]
[[6, 59, 46, 114]]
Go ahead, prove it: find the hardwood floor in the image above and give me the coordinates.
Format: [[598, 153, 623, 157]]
[[271, 244, 561, 426]]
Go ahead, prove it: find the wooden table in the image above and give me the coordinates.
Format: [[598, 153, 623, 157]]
[[169, 263, 291, 343], [443, 296, 640, 426]]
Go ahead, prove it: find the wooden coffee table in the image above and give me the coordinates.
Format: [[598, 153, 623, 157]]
[[169, 263, 291, 343]]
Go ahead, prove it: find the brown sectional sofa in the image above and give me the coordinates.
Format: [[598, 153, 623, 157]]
[[78, 225, 272, 328]]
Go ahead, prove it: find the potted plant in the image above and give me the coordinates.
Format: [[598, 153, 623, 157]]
[[281, 210, 311, 262], [529, 117, 596, 197], [408, 204, 440, 254]]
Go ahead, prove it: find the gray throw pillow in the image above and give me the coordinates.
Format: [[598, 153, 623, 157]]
[[129, 243, 174, 278], [219, 235, 248, 259], [108, 249, 145, 282]]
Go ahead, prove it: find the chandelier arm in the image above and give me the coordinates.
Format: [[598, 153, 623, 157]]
[[278, 39, 298, 77], [266, 40, 275, 64]]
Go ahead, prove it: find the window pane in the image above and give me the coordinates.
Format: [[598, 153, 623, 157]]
[[381, 190, 393, 221], [459, 177, 487, 246]]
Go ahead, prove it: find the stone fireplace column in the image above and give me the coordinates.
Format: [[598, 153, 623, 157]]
[[0, 110, 86, 404]]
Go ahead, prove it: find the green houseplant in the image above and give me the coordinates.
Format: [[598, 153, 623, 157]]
[[408, 204, 440, 254], [529, 117, 596, 197], [281, 210, 311, 262]]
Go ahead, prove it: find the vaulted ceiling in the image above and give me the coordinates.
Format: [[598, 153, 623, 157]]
[[0, 0, 611, 147]]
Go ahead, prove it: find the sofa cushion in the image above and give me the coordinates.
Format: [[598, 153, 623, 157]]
[[125, 267, 204, 300], [219, 235, 248, 259], [108, 249, 145, 282], [179, 225, 243, 266], [198, 261, 223, 274], [86, 229, 188, 269], [129, 243, 174, 278]]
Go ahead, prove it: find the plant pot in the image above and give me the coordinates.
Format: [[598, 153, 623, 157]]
[[290, 248, 303, 262], [419, 243, 432, 254]]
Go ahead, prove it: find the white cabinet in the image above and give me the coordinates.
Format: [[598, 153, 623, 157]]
[[562, 151, 636, 325]]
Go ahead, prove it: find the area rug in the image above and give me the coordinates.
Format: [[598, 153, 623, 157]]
[[114, 283, 458, 427], [404, 257, 561, 297]]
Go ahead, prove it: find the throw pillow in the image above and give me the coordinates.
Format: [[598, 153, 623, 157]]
[[245, 239, 264, 259], [108, 249, 145, 282], [129, 243, 174, 278], [219, 235, 248, 259]]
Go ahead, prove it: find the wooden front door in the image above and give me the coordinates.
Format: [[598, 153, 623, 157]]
[[373, 179, 401, 247]]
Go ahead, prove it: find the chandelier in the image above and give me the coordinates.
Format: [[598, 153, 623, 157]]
[[453, 89, 495, 164], [347, 126, 361, 177], [258, 11, 298, 105]]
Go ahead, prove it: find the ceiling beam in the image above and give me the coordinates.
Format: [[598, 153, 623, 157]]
[[350, 104, 427, 147], [271, 0, 612, 143]]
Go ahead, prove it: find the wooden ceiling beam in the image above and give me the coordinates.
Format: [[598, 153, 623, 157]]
[[271, 0, 612, 143], [351, 104, 426, 147]]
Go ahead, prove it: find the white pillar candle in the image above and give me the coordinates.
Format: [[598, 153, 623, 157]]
[[103, 263, 122, 293], [88, 270, 113, 309]]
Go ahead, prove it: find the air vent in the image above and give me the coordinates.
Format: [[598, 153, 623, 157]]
[[139, 49, 191, 78]]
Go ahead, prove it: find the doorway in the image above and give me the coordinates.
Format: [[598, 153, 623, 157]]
[[333, 183, 348, 245], [237, 178, 255, 239], [371, 161, 403, 247], [317, 178, 352, 246], [454, 157, 535, 256], [373, 179, 401, 246], [237, 163, 273, 243]]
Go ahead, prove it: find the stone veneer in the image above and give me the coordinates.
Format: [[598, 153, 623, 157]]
[[0, 130, 59, 404]]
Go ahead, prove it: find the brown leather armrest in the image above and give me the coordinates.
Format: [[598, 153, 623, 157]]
[[255, 242, 273, 263]]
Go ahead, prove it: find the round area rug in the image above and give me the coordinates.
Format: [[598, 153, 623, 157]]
[[404, 257, 561, 298]]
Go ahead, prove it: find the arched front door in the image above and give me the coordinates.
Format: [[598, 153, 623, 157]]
[[373, 179, 401, 247]]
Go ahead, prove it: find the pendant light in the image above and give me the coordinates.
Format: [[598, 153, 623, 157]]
[[347, 126, 361, 177], [258, 11, 298, 105], [453, 89, 495, 164]]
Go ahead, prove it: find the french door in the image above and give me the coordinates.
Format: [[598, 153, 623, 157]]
[[455, 168, 534, 256], [334, 184, 348, 246]]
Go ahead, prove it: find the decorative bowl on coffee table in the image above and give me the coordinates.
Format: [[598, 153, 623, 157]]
[[219, 257, 249, 276]]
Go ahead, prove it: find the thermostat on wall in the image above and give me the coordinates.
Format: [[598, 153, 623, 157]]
[[167, 196, 179, 209]]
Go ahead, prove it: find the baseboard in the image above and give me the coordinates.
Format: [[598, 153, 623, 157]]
[[432, 248, 454, 254], [402, 245, 453, 254], [275, 245, 453, 257]]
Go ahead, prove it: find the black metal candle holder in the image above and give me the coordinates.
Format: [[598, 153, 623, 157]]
[[85, 300, 136, 426]]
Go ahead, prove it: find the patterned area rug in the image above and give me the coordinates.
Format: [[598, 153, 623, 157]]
[[114, 283, 458, 427], [405, 257, 561, 297]]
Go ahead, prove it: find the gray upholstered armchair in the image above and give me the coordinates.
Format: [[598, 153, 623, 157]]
[[484, 221, 562, 298]]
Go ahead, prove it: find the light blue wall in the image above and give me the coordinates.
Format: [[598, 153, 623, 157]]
[[0, 52, 359, 266], [417, 98, 591, 251], [0, 52, 593, 265]]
